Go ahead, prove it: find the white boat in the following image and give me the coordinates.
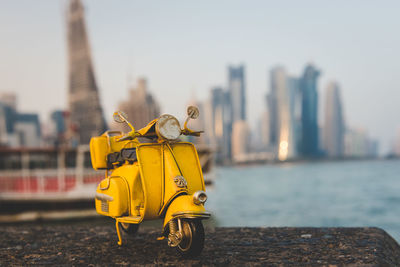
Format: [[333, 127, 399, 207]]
[[0, 145, 213, 222]]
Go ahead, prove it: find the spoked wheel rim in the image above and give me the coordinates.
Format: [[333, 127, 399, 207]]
[[174, 219, 205, 258], [119, 222, 139, 235], [120, 223, 130, 231], [178, 220, 193, 252]]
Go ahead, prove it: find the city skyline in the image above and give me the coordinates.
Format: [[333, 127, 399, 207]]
[[1, 0, 400, 153]]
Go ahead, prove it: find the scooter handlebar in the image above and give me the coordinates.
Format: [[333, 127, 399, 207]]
[[117, 131, 137, 141], [181, 129, 203, 137], [117, 134, 130, 142]]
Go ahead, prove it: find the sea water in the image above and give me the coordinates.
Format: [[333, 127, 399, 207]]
[[206, 159, 400, 241]]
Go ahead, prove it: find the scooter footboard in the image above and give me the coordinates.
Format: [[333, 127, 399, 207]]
[[163, 195, 211, 229]]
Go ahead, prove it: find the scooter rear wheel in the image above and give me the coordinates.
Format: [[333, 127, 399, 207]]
[[176, 219, 204, 258], [119, 222, 140, 235]]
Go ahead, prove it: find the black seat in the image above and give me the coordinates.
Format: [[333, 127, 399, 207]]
[[120, 148, 137, 162], [107, 148, 137, 168]]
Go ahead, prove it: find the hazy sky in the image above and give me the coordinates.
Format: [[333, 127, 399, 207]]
[[1, 0, 399, 153]]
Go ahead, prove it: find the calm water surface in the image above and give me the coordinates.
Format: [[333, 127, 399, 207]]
[[206, 159, 400, 241]]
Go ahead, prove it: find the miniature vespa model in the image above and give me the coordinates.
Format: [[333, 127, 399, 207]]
[[89, 106, 210, 257]]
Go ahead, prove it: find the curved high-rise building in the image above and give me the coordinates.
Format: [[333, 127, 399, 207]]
[[300, 64, 320, 157]]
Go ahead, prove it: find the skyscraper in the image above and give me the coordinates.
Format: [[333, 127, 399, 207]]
[[208, 87, 232, 164], [0, 96, 41, 148], [299, 64, 320, 157], [228, 65, 247, 163], [267, 83, 278, 147], [287, 76, 302, 156], [228, 65, 246, 122], [268, 67, 301, 160], [116, 78, 160, 130], [260, 110, 270, 149], [67, 0, 107, 144], [232, 120, 250, 161], [323, 82, 345, 157]]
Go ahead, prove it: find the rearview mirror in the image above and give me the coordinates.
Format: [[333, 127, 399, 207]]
[[186, 106, 199, 120], [113, 111, 128, 123]]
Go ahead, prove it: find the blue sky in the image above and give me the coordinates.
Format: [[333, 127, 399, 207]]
[[1, 0, 399, 153]]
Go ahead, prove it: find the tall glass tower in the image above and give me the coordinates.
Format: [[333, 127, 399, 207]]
[[323, 82, 345, 157], [299, 64, 320, 157], [268, 67, 301, 160], [228, 65, 246, 122], [209, 87, 232, 164]]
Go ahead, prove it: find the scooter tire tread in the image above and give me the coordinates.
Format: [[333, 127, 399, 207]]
[[176, 220, 205, 258], [119, 222, 140, 235]]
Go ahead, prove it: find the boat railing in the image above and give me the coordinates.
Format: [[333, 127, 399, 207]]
[[0, 168, 103, 197], [0, 144, 212, 199], [0, 145, 103, 199]]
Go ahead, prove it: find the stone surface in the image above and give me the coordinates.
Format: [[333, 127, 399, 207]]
[[1, 224, 399, 266]]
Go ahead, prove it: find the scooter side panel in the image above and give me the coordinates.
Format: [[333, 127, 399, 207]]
[[95, 176, 129, 217], [136, 144, 163, 219], [170, 143, 205, 194], [110, 164, 143, 217]]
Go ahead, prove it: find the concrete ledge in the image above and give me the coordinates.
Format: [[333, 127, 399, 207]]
[[1, 225, 399, 265]]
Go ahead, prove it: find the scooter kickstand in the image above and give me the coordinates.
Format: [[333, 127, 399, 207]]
[[115, 220, 123, 246]]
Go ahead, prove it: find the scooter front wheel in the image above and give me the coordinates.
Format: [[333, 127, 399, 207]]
[[176, 219, 204, 258]]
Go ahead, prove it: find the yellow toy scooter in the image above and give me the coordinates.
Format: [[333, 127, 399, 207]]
[[89, 106, 210, 257]]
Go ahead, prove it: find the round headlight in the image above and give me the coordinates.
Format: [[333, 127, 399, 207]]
[[156, 114, 181, 141], [193, 190, 207, 205]]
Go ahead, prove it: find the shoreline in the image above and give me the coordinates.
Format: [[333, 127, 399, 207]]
[[225, 156, 400, 167]]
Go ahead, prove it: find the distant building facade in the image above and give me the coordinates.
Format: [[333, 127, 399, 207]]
[[228, 65, 246, 122], [0, 95, 41, 148], [267, 67, 302, 160], [201, 65, 248, 164], [205, 87, 232, 164], [228, 65, 248, 163], [115, 78, 160, 130], [232, 120, 250, 162], [299, 64, 320, 157], [47, 110, 70, 147], [0, 93, 17, 110], [323, 82, 345, 157], [260, 110, 270, 149], [67, 0, 107, 144], [287, 76, 302, 156], [344, 128, 378, 158], [267, 69, 279, 149]]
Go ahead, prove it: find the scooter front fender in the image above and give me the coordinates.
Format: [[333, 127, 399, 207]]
[[163, 195, 211, 229]]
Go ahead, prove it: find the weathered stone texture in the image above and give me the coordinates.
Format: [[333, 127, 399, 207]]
[[1, 225, 399, 266]]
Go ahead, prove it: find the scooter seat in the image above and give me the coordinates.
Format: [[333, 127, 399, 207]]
[[107, 148, 137, 168], [120, 148, 137, 162]]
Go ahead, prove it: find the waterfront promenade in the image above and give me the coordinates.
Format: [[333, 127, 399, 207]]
[[1, 225, 399, 265]]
